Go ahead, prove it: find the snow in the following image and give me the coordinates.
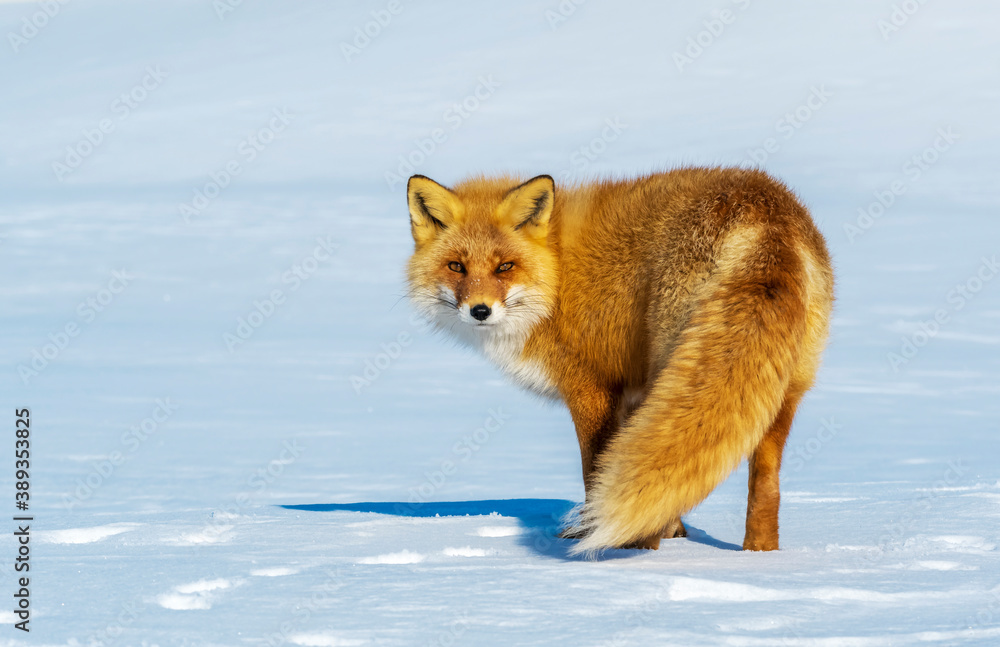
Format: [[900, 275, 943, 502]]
[[1, 0, 998, 644], [156, 579, 239, 612], [250, 567, 300, 578], [356, 550, 425, 565], [37, 522, 140, 545]]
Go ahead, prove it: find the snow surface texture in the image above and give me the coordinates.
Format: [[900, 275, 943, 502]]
[[2, 0, 999, 645]]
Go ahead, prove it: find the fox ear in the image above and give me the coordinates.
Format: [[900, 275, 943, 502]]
[[497, 175, 554, 241], [407, 175, 464, 246]]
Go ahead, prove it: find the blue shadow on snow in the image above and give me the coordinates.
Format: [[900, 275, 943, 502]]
[[280, 498, 740, 557], [281, 498, 573, 525]]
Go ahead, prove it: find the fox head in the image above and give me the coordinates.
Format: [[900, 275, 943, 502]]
[[406, 174, 559, 340]]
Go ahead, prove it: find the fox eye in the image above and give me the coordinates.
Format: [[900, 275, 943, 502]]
[[496, 262, 514, 273], [448, 261, 465, 273]]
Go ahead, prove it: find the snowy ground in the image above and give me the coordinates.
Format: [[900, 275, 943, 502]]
[[2, 0, 999, 644]]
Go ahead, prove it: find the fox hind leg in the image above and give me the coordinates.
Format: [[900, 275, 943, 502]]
[[743, 389, 804, 551], [622, 535, 661, 550], [616, 518, 687, 551]]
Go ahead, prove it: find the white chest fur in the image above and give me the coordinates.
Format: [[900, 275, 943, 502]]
[[445, 321, 558, 400], [420, 284, 559, 399], [479, 331, 559, 399]]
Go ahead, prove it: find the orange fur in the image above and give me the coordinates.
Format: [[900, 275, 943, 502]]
[[405, 168, 834, 556]]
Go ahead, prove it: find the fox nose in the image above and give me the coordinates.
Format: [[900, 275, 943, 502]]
[[470, 304, 491, 321]]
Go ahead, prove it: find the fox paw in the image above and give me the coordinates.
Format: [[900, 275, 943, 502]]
[[662, 519, 687, 539], [622, 535, 661, 550], [742, 535, 779, 551]]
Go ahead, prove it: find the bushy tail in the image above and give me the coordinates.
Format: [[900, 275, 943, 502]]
[[568, 235, 808, 557]]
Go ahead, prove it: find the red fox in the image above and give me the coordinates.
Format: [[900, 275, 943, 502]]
[[405, 168, 833, 555]]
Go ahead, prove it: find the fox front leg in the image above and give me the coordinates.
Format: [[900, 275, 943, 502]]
[[556, 383, 620, 540], [566, 384, 619, 497], [561, 384, 687, 549]]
